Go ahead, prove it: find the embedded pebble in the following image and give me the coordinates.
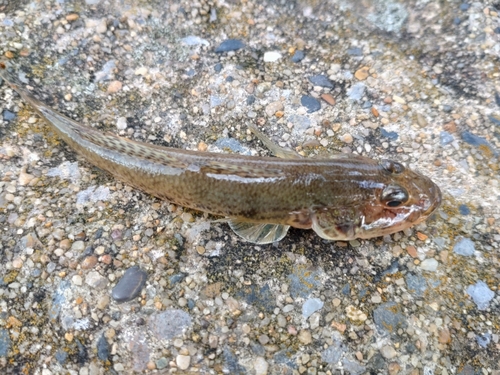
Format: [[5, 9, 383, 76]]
[[181, 35, 209, 46], [308, 75, 334, 88], [321, 340, 344, 363], [291, 50, 305, 62], [354, 66, 370, 80], [265, 101, 284, 117], [263, 51, 282, 62], [254, 356, 268, 375], [347, 82, 366, 101], [156, 357, 168, 369], [440, 131, 454, 146], [380, 345, 397, 359], [2, 110, 16, 121], [302, 298, 324, 318], [341, 134, 354, 143], [373, 302, 407, 335], [346, 305, 367, 322], [81, 256, 98, 269], [380, 128, 399, 140], [406, 274, 427, 297], [85, 271, 109, 290], [462, 131, 498, 156], [0, 329, 11, 356], [300, 95, 321, 113], [107, 80, 123, 93], [297, 330, 312, 344], [149, 309, 192, 340], [320, 93, 335, 105], [111, 266, 148, 302], [176, 355, 190, 370], [116, 117, 127, 130], [72, 275, 83, 286], [215, 39, 245, 52], [476, 333, 491, 348], [453, 238, 475, 256], [96, 334, 109, 361], [438, 328, 452, 344], [420, 258, 438, 272], [458, 204, 470, 215], [467, 281, 495, 310]]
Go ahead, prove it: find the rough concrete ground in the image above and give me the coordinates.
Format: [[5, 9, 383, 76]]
[[0, 0, 499, 374]]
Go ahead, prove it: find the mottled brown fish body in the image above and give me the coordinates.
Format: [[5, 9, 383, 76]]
[[1, 70, 441, 242], [31, 98, 385, 225]]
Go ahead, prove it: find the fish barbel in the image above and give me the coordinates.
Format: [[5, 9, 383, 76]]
[[0, 69, 441, 244]]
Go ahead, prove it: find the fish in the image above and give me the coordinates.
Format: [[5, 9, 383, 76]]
[[0, 68, 441, 244]]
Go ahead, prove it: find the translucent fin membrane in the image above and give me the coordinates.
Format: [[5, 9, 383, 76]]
[[228, 220, 290, 244]]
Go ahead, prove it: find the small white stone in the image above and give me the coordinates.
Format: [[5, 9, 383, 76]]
[[254, 356, 269, 375], [380, 345, 397, 359], [263, 51, 282, 62], [116, 117, 127, 130], [135, 67, 148, 76], [12, 258, 23, 269], [113, 363, 124, 371], [420, 258, 438, 272], [72, 275, 83, 286], [176, 355, 190, 370]]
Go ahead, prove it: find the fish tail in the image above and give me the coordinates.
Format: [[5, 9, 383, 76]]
[[0, 67, 89, 137]]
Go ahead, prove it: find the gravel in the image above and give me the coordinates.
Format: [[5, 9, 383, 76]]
[[0, 0, 499, 373]]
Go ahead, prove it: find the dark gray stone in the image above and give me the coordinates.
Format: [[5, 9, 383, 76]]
[[2, 110, 15, 121], [300, 95, 321, 113], [215, 39, 245, 53], [373, 301, 407, 336], [97, 333, 109, 361], [288, 268, 322, 299], [236, 284, 275, 313], [55, 348, 68, 364], [406, 273, 427, 297], [321, 339, 345, 363], [0, 329, 10, 357], [308, 75, 334, 88], [111, 266, 148, 303], [380, 128, 399, 140], [462, 131, 498, 156], [223, 347, 246, 374], [291, 50, 305, 63], [476, 333, 491, 348]]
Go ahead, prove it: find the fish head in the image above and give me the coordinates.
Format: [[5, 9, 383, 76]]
[[356, 159, 442, 238], [311, 159, 442, 240]]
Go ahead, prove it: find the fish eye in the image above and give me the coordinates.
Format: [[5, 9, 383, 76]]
[[381, 159, 405, 174], [381, 185, 409, 207]]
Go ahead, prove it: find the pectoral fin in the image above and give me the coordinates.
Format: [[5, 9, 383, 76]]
[[311, 212, 357, 241], [228, 219, 290, 244], [248, 124, 301, 159]]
